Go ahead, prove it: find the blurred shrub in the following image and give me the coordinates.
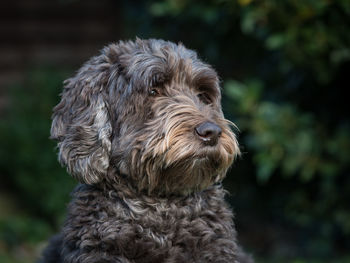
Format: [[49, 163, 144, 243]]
[[225, 79, 350, 183], [0, 69, 75, 250], [225, 79, 350, 255], [239, 0, 350, 84]]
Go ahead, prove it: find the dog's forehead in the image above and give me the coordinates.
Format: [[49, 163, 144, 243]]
[[148, 40, 219, 87], [110, 39, 220, 95]]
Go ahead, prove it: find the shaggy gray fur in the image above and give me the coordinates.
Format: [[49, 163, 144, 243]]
[[41, 38, 253, 263]]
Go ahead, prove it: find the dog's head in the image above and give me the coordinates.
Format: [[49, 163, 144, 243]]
[[51, 38, 240, 195]]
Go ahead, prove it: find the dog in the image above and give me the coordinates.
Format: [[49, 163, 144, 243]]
[[41, 38, 253, 263]]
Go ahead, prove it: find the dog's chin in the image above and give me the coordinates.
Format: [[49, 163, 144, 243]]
[[189, 142, 235, 171], [151, 147, 232, 196]]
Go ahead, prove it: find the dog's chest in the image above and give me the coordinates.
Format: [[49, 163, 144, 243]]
[[65, 186, 237, 262], [106, 190, 236, 262]]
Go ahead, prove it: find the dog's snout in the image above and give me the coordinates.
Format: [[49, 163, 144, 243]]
[[195, 121, 222, 146]]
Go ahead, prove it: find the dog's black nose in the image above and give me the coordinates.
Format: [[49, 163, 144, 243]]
[[195, 121, 222, 146]]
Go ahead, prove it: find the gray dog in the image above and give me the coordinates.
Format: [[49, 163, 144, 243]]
[[41, 39, 253, 263]]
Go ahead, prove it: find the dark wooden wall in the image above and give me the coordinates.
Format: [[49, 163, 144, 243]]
[[0, 0, 123, 106]]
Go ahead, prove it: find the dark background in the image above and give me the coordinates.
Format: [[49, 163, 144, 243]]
[[0, 1, 349, 262]]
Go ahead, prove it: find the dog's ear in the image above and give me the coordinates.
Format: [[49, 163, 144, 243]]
[[51, 57, 112, 184]]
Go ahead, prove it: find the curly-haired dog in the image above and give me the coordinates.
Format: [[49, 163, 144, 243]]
[[41, 39, 253, 263]]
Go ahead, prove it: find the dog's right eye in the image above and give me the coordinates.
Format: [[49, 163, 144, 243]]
[[149, 89, 160, 96]]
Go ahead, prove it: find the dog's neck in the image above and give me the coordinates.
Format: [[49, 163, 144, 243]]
[[96, 166, 225, 205]]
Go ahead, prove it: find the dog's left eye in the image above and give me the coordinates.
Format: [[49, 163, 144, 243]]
[[198, 93, 212, 104]]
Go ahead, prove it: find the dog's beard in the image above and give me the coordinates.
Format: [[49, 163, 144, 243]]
[[137, 119, 239, 196], [157, 151, 228, 195]]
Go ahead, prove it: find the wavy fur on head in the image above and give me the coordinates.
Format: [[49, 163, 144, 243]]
[[41, 38, 253, 263]]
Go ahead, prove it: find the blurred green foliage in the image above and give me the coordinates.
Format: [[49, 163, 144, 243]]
[[225, 79, 350, 183], [1, 0, 349, 262], [239, 0, 350, 84], [0, 69, 75, 261], [225, 79, 350, 252], [0, 69, 75, 224]]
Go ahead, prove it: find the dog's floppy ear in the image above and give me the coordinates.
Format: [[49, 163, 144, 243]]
[[51, 57, 112, 184]]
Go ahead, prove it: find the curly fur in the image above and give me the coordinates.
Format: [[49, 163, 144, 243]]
[[41, 38, 253, 263]]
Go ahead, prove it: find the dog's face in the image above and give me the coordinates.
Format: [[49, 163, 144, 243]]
[[51, 39, 239, 196]]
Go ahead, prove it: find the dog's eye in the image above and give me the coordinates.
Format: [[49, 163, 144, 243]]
[[198, 93, 212, 104], [149, 89, 160, 96]]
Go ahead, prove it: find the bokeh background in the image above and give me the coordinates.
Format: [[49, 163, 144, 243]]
[[0, 0, 349, 262]]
